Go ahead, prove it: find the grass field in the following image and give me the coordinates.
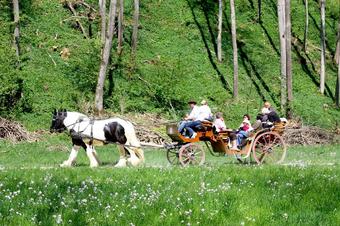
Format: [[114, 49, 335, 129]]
[[0, 135, 339, 225]]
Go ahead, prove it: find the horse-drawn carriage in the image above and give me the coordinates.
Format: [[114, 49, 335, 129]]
[[165, 120, 287, 166]]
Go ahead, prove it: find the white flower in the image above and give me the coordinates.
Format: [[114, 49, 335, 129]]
[[56, 214, 62, 224]]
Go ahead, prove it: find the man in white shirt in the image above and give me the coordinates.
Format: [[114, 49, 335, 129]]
[[184, 100, 212, 138], [178, 100, 199, 134]]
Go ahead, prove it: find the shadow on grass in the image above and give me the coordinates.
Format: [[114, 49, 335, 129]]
[[292, 33, 335, 100], [186, 0, 232, 94]]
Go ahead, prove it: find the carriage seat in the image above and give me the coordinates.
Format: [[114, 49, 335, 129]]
[[193, 120, 213, 132]]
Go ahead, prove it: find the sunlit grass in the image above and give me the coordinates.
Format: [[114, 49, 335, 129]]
[[0, 136, 339, 225]]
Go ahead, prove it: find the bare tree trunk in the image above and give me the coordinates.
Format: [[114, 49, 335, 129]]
[[303, 0, 308, 52], [258, 0, 262, 23], [217, 0, 222, 62], [131, 0, 139, 57], [99, 0, 106, 48], [278, 0, 286, 112], [285, 0, 292, 117], [12, 0, 20, 58], [230, 0, 238, 98], [320, 0, 326, 94], [335, 18, 340, 64], [336, 58, 340, 108], [117, 0, 124, 55], [95, 0, 117, 114], [336, 19, 340, 108]]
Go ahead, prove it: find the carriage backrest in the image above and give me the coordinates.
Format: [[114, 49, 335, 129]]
[[166, 123, 183, 142], [272, 121, 286, 134]]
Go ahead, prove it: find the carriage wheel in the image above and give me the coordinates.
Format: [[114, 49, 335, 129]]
[[166, 148, 180, 165], [252, 131, 286, 164], [179, 143, 205, 167]]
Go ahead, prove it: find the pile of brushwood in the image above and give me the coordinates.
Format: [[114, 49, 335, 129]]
[[283, 120, 336, 146], [0, 117, 31, 142]]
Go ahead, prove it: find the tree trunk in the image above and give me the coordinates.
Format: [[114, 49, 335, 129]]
[[99, 0, 106, 48], [335, 18, 340, 64], [95, 0, 117, 114], [336, 19, 340, 108], [117, 0, 124, 55], [217, 0, 222, 62], [336, 58, 340, 108], [131, 0, 139, 57], [258, 0, 262, 23], [303, 0, 308, 52], [320, 0, 326, 94], [278, 0, 286, 112], [13, 0, 20, 58], [285, 0, 292, 117], [230, 0, 238, 98]]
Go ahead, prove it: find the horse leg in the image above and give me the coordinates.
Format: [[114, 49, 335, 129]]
[[126, 147, 141, 167], [133, 148, 145, 164], [86, 145, 99, 168], [92, 147, 101, 165], [114, 145, 127, 167], [60, 145, 80, 167]]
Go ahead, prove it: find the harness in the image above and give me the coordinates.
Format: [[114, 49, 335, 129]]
[[64, 117, 141, 149], [65, 118, 95, 147]]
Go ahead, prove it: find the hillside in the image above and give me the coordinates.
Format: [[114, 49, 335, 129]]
[[0, 0, 340, 130]]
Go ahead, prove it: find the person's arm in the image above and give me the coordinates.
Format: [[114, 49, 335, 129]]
[[186, 106, 199, 120]]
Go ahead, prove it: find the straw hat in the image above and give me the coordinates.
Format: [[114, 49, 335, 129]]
[[201, 100, 207, 105]]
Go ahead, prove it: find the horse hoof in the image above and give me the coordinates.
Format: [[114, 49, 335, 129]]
[[114, 159, 127, 168], [60, 161, 72, 167], [127, 157, 140, 167]]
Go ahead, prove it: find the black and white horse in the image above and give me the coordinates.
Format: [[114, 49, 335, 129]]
[[50, 109, 144, 167]]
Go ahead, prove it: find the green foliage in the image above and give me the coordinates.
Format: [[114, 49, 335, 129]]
[[0, 0, 340, 129], [0, 139, 339, 225]]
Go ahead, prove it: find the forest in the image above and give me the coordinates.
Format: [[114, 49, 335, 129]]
[[0, 0, 339, 130]]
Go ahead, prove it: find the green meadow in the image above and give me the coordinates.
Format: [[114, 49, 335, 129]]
[[0, 135, 339, 225]]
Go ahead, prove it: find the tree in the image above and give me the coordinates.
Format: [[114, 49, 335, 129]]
[[285, 0, 292, 117], [336, 19, 340, 108], [217, 0, 222, 62], [230, 0, 238, 98], [335, 18, 340, 65], [131, 0, 139, 57], [95, 0, 117, 114], [303, 0, 308, 52], [117, 0, 124, 55], [99, 0, 106, 48], [277, 0, 286, 112], [12, 0, 20, 58], [320, 0, 326, 94]]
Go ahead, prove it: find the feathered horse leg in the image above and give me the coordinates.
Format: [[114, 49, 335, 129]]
[[86, 144, 99, 168], [125, 147, 140, 166], [60, 145, 80, 167], [115, 145, 127, 167]]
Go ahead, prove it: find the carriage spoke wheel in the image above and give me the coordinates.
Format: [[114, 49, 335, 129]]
[[252, 132, 286, 165], [179, 143, 205, 167], [166, 148, 180, 165]]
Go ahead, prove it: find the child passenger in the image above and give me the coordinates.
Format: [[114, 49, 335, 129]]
[[214, 112, 227, 132], [237, 114, 253, 147]]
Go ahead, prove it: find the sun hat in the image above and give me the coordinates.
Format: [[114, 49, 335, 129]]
[[243, 119, 251, 125], [201, 100, 207, 105]]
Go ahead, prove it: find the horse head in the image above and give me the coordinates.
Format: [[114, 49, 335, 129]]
[[50, 109, 68, 133]]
